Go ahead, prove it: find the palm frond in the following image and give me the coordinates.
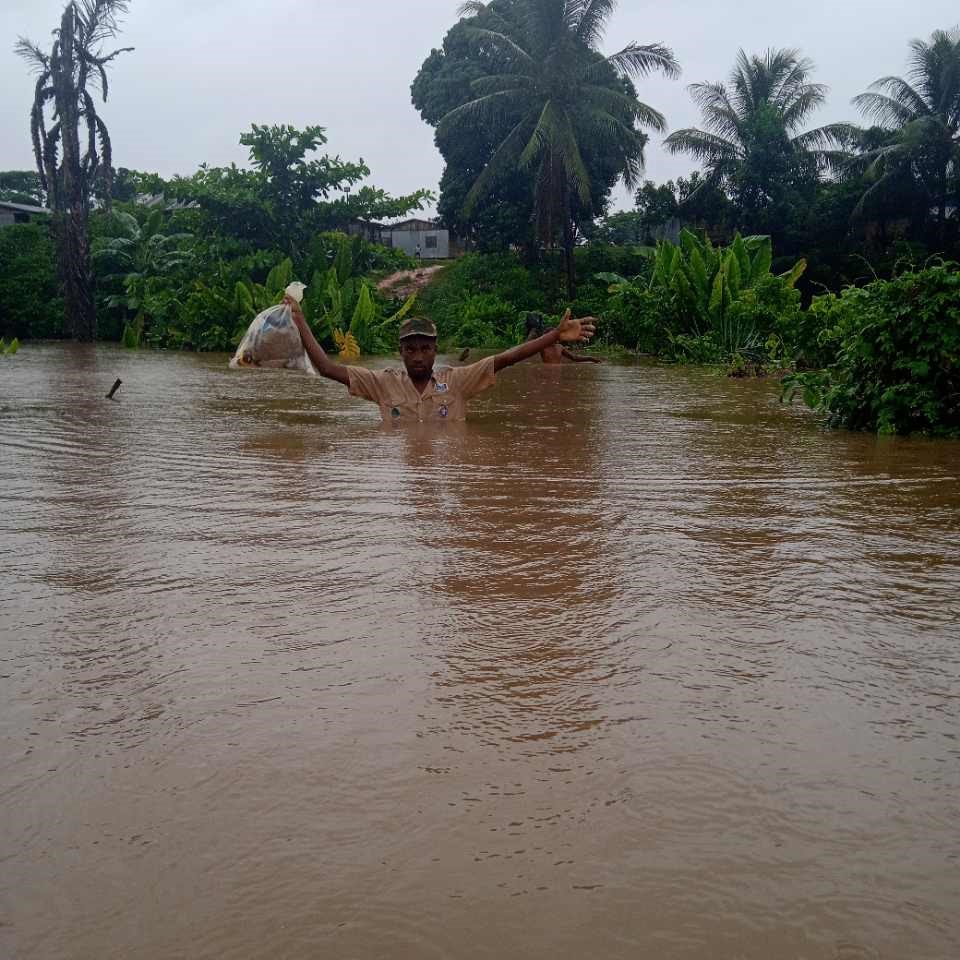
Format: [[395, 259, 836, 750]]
[[791, 124, 853, 151], [14, 38, 49, 71], [688, 82, 744, 140], [463, 113, 538, 215], [860, 76, 930, 123], [582, 110, 648, 187], [853, 89, 923, 127], [82, 46, 135, 99], [907, 30, 960, 114], [579, 83, 667, 132], [78, 0, 130, 46], [438, 90, 529, 137], [593, 42, 680, 82], [461, 26, 535, 71], [469, 73, 534, 97], [780, 86, 829, 130], [457, 1, 487, 17], [81, 90, 100, 175], [573, 0, 617, 47], [664, 127, 738, 164]]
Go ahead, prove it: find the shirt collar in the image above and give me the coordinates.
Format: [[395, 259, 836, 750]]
[[399, 367, 437, 398]]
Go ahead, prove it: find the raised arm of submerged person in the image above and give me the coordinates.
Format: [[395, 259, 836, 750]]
[[285, 296, 351, 387], [285, 297, 595, 423], [524, 310, 601, 364], [491, 309, 596, 372]]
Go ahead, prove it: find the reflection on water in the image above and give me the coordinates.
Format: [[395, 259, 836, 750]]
[[1, 343, 959, 960]]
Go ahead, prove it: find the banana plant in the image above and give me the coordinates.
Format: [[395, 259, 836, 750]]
[[601, 229, 805, 339], [96, 209, 195, 347], [233, 258, 295, 324], [307, 263, 417, 358]]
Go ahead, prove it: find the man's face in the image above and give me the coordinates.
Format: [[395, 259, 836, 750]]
[[399, 336, 437, 379]]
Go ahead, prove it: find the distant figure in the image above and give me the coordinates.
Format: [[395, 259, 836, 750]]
[[415, 242, 422, 262], [524, 312, 602, 364]]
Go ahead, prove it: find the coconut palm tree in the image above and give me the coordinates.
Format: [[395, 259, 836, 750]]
[[439, 0, 679, 297], [16, 1, 133, 341], [664, 49, 843, 229], [852, 28, 960, 245]]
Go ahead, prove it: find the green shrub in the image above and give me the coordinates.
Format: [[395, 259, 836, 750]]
[[783, 262, 960, 436], [419, 252, 547, 336], [448, 293, 519, 348], [600, 284, 668, 353], [598, 231, 808, 362], [303, 231, 413, 278], [0, 222, 64, 339]]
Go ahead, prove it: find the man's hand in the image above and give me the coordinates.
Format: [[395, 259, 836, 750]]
[[283, 294, 306, 326], [492, 308, 596, 372], [556, 308, 597, 343], [282, 295, 351, 386]]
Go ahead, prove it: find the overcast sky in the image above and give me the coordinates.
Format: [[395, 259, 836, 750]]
[[2, 0, 957, 214]]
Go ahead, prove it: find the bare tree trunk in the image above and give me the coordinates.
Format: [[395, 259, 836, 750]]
[[57, 206, 96, 341]]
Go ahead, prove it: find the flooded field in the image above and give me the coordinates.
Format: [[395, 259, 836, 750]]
[[1, 343, 958, 959]]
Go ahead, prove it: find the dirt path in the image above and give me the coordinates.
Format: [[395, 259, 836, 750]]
[[376, 265, 445, 299]]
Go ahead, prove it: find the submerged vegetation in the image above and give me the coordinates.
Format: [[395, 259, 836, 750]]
[[3, 1, 960, 436]]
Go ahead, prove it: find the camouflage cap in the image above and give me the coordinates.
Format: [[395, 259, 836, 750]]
[[398, 316, 438, 340]]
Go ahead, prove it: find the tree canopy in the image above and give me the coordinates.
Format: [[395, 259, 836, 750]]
[[664, 49, 845, 238], [169, 124, 435, 255], [415, 0, 678, 294], [850, 28, 960, 243], [413, 1, 678, 254]]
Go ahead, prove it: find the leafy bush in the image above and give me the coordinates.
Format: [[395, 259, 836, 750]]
[[783, 262, 960, 435], [600, 283, 667, 353], [599, 230, 807, 361], [304, 231, 413, 278], [419, 253, 547, 337], [0, 222, 64, 339], [447, 293, 520, 348]]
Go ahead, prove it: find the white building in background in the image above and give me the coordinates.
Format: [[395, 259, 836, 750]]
[[347, 217, 458, 259], [386, 218, 450, 259], [0, 200, 50, 227]]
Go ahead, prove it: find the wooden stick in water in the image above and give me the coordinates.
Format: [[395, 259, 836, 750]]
[[106, 378, 122, 400]]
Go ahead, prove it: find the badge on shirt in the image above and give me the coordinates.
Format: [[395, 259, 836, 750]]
[[435, 382, 449, 393]]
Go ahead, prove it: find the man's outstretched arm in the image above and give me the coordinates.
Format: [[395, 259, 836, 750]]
[[286, 296, 351, 387], [493, 310, 596, 372]]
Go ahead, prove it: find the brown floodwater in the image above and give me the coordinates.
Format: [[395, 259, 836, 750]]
[[1, 343, 959, 960]]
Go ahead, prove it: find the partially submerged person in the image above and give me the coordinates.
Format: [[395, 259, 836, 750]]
[[284, 297, 596, 423], [524, 312, 602, 365]]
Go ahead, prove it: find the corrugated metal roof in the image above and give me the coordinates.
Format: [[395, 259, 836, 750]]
[[0, 200, 50, 214]]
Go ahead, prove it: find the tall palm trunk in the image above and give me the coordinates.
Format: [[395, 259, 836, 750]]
[[19, 1, 129, 343], [560, 172, 576, 300], [54, 6, 96, 340]]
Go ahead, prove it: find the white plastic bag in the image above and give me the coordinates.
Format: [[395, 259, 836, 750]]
[[229, 283, 315, 374]]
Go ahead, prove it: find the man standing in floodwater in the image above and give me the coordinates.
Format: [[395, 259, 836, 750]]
[[524, 312, 603, 365], [284, 297, 596, 423]]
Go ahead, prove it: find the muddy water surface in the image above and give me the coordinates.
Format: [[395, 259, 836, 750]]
[[2, 343, 959, 959]]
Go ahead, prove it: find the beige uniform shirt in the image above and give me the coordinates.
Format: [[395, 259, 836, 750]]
[[347, 356, 497, 423]]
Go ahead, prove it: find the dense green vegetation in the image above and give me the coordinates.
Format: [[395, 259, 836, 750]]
[[4, 0, 960, 436], [782, 264, 960, 437]]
